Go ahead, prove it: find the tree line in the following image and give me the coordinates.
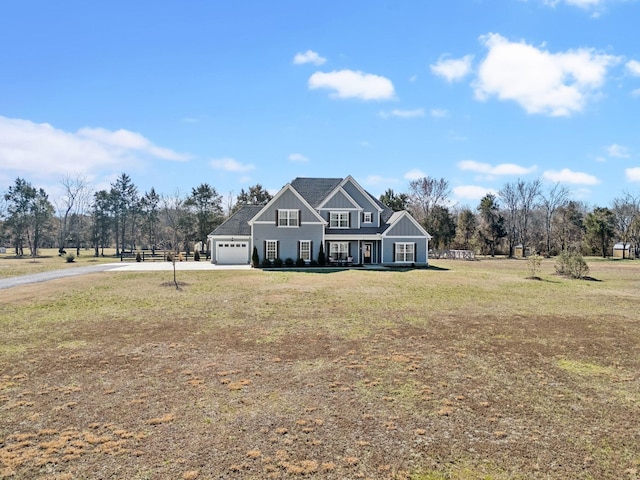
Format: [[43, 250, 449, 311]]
[[382, 177, 640, 259], [0, 174, 272, 257], [1, 173, 639, 259]]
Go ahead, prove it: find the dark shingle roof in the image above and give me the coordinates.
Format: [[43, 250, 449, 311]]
[[368, 190, 394, 222], [209, 205, 263, 236], [291, 177, 395, 222], [290, 177, 343, 207]]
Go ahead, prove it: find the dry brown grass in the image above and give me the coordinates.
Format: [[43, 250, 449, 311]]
[[0, 257, 639, 478]]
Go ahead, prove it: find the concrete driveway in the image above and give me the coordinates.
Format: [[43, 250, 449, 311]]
[[109, 262, 252, 271], [0, 262, 251, 290]]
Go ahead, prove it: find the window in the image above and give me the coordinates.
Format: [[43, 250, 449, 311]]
[[265, 240, 278, 261], [330, 211, 349, 228], [363, 212, 372, 223], [278, 209, 299, 227], [395, 243, 415, 262], [299, 240, 311, 262], [330, 242, 349, 260]]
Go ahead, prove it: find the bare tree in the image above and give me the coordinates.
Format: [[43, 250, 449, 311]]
[[500, 179, 542, 257], [162, 190, 189, 253], [499, 182, 519, 258], [516, 179, 542, 257], [612, 192, 640, 259], [56, 175, 88, 254], [224, 191, 235, 216], [407, 177, 455, 238], [407, 177, 451, 224], [540, 183, 569, 256]]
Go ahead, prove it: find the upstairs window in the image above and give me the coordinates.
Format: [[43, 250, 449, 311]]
[[330, 211, 349, 228], [363, 212, 372, 223], [278, 209, 299, 227]]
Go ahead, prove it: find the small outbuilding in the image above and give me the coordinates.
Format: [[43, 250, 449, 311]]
[[514, 244, 534, 258], [613, 243, 631, 259]]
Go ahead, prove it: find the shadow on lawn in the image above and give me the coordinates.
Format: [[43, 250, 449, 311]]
[[264, 264, 450, 274]]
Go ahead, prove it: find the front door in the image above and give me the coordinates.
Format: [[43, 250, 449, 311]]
[[363, 242, 372, 264]]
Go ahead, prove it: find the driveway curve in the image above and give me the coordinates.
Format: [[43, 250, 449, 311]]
[[0, 262, 250, 290], [0, 264, 120, 290]]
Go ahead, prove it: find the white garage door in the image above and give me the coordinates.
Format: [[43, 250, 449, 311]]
[[216, 241, 249, 264]]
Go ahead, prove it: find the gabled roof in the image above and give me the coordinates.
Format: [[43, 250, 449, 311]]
[[209, 205, 262, 236], [208, 177, 426, 239], [290, 177, 343, 207], [248, 183, 326, 225], [383, 210, 431, 239], [317, 186, 361, 210]]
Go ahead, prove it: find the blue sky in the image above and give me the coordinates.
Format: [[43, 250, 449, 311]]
[[1, 0, 639, 209]]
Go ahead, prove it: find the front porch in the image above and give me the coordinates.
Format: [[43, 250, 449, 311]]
[[325, 238, 381, 265]]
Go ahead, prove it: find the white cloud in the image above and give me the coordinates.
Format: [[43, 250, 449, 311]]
[[288, 153, 309, 163], [364, 175, 399, 187], [430, 108, 450, 118], [543, 168, 600, 184], [430, 55, 474, 82], [379, 108, 425, 119], [607, 143, 630, 158], [0, 116, 189, 184], [633, 88, 640, 97], [543, 0, 603, 8], [541, 0, 608, 15], [78, 127, 189, 161], [626, 167, 640, 182], [293, 50, 327, 66], [404, 169, 426, 180], [210, 157, 255, 173], [458, 160, 537, 176], [474, 33, 619, 116], [566, 0, 603, 6], [308, 69, 396, 101], [453, 185, 499, 200], [626, 60, 640, 76]]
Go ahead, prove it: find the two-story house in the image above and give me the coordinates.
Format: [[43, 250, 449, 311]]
[[207, 176, 431, 266]]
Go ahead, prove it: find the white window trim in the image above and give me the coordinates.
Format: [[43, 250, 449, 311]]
[[363, 212, 372, 223], [330, 211, 349, 229], [299, 240, 311, 262], [266, 240, 278, 261], [395, 242, 415, 263], [278, 209, 299, 227], [329, 242, 349, 260]]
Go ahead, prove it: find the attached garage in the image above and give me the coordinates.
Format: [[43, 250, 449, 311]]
[[215, 241, 250, 265]]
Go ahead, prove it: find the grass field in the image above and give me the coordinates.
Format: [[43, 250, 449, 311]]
[[0, 249, 121, 279], [1, 256, 639, 479]]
